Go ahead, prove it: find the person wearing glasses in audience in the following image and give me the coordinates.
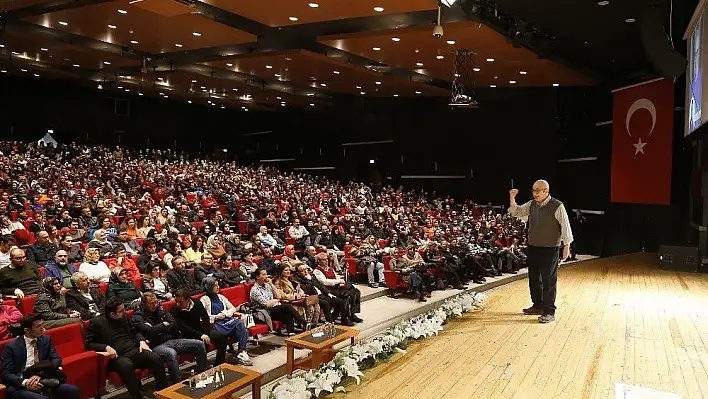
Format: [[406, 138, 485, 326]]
[[508, 180, 573, 324]]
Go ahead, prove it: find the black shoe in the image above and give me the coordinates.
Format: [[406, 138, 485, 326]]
[[454, 285, 468, 290], [339, 318, 355, 326], [418, 294, 427, 302], [522, 306, 544, 315], [351, 315, 364, 323], [538, 314, 555, 323]]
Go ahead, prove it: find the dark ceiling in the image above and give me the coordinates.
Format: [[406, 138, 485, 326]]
[[0, 0, 684, 110]]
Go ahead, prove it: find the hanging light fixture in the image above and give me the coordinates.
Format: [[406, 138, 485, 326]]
[[440, 0, 458, 7]]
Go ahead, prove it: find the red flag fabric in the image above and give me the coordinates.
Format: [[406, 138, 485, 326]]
[[610, 78, 674, 205]]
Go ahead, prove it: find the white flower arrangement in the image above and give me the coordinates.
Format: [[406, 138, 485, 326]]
[[268, 291, 486, 399]]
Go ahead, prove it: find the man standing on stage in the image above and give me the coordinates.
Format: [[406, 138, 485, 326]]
[[508, 180, 573, 324]]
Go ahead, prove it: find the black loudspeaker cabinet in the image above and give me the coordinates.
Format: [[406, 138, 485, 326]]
[[640, 6, 687, 79], [657, 245, 700, 272]]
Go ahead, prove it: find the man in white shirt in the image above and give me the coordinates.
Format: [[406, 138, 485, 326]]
[[0, 314, 80, 399], [0, 235, 18, 269]]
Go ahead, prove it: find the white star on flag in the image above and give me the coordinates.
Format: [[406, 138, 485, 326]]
[[633, 138, 647, 155]]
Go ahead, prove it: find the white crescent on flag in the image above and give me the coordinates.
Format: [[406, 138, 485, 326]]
[[625, 98, 657, 137]]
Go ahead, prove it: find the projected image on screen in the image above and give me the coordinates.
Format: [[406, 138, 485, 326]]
[[689, 12, 703, 135]]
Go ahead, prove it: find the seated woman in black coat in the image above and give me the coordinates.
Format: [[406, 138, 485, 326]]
[[66, 271, 106, 320], [106, 267, 142, 308]]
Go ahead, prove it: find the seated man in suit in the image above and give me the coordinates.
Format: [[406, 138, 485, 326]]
[[0, 314, 80, 399], [85, 297, 168, 399]]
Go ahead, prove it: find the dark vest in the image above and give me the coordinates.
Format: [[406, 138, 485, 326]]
[[528, 197, 562, 247]]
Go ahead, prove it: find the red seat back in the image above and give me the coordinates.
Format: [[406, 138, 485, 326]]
[[46, 323, 84, 358], [19, 295, 37, 315], [221, 285, 247, 306], [161, 300, 175, 314]]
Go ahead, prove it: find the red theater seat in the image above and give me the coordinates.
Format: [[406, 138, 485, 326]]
[[46, 324, 101, 399]]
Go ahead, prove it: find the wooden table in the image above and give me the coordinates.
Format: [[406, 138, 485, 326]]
[[286, 325, 359, 374], [155, 363, 262, 399]]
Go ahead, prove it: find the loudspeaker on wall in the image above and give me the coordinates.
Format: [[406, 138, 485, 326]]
[[640, 6, 687, 79]]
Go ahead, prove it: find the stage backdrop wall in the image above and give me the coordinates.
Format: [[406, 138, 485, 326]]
[[0, 74, 691, 255]]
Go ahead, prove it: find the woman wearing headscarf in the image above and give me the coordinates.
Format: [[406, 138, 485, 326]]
[[89, 228, 114, 259], [79, 247, 112, 283], [106, 267, 142, 307], [34, 277, 83, 329], [199, 277, 253, 366], [279, 245, 305, 270]]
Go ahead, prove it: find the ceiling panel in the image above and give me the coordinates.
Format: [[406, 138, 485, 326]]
[[202, 50, 449, 97], [0, 31, 140, 70], [320, 22, 593, 87], [24, 0, 257, 54], [201, 0, 437, 27], [114, 70, 326, 109], [0, 0, 47, 13]]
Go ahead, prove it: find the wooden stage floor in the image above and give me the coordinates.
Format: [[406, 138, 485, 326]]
[[330, 253, 708, 399]]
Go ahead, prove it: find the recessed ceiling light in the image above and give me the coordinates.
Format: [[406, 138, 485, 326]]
[[356, 85, 362, 89], [519, 71, 527, 75], [308, 3, 319, 7], [103, 61, 111, 65], [275, 73, 281, 77], [188, 100, 192, 103], [33, 73, 39, 77], [307, 93, 315, 97], [289, 16, 298, 21], [436, 55, 444, 59], [333, 70, 340, 74], [625, 18, 635, 23], [0, 45, 4, 48], [320, 83, 326, 87], [21, 69, 27, 72], [130, 40, 138, 44], [490, 84, 497, 87], [509, 80, 516, 84], [11, 51, 18, 55], [191, 79, 197, 83], [360, 91, 366, 95], [138, 92, 144, 96], [73, 64, 79, 67], [117, 9, 127, 14], [175, 43, 183, 47], [125, 89, 129, 92], [486, 58, 495, 62], [373, 47, 381, 51], [117, 86, 123, 89], [281, 103, 286, 106], [552, 83, 560, 87], [276, 96, 281, 100], [446, 40, 456, 45], [375, 81, 381, 85], [221, 105, 225, 109], [415, 90, 421, 94], [309, 103, 315, 107], [393, 94, 399, 97], [58, 21, 68, 26], [192, 32, 201, 36], [392, 37, 400, 42], [164, 95, 168, 98], [416, 62, 424, 67], [0, 70, 5, 73], [232, 88, 238, 91], [40, 48, 48, 51], [597, 0, 609, 5], [374, 6, 384, 12], [473, 67, 480, 71], [108, 24, 117, 29], [265, 65, 272, 69], [244, 108, 248, 111]]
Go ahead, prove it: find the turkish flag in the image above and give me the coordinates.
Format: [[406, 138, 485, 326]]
[[610, 78, 674, 205]]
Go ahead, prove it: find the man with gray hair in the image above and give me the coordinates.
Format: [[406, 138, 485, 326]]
[[508, 180, 573, 324]]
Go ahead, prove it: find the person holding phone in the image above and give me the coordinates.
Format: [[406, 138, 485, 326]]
[[507, 180, 573, 324]]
